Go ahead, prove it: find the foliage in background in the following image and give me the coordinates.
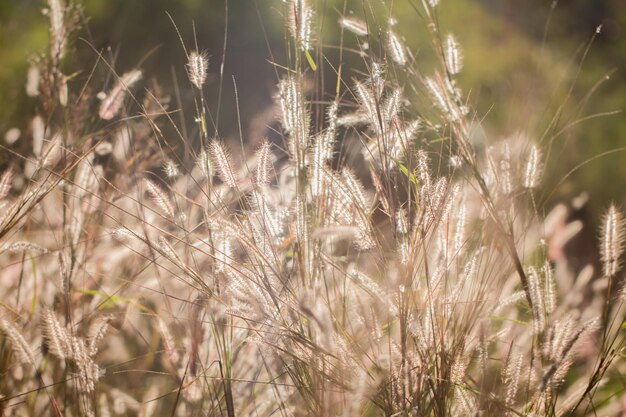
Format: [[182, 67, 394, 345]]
[[1, 0, 625, 213]]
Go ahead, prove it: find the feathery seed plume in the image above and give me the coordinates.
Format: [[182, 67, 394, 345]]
[[425, 76, 459, 121], [163, 160, 180, 179], [42, 309, 70, 360], [88, 316, 111, 357], [323, 100, 338, 155], [523, 145, 542, 189], [503, 352, 523, 406], [157, 318, 179, 364], [500, 143, 512, 195], [197, 147, 213, 179], [209, 140, 237, 188], [277, 76, 310, 153], [353, 80, 378, 129], [445, 34, 463, 75], [255, 140, 272, 186], [339, 16, 368, 36], [396, 208, 409, 264], [600, 204, 625, 277], [289, 0, 313, 51], [0, 169, 13, 200], [144, 179, 175, 218], [528, 266, 545, 334], [0, 320, 36, 367], [453, 200, 466, 254], [543, 261, 556, 314], [187, 50, 209, 89], [99, 69, 142, 120], [1, 241, 48, 254], [387, 31, 407, 66], [47, 0, 67, 63]]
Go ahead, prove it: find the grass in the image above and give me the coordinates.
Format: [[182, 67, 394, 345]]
[[0, 0, 625, 416]]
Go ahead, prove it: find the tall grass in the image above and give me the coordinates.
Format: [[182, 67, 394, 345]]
[[0, 0, 624, 416]]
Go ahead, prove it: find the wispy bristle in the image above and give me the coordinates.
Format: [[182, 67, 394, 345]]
[[277, 76, 310, 153], [523, 145, 542, 189], [387, 31, 407, 66], [396, 208, 409, 264], [455, 386, 476, 415], [383, 88, 403, 124], [196, 147, 213, 179], [324, 100, 338, 152], [0, 169, 13, 199], [211, 225, 233, 273], [47, 0, 67, 63], [249, 190, 283, 241], [339, 16, 368, 36], [445, 34, 463, 75], [543, 261, 556, 314], [295, 195, 308, 244], [157, 318, 179, 364], [341, 170, 375, 249], [255, 140, 272, 186], [600, 204, 625, 277], [493, 292, 526, 316], [73, 155, 100, 200], [416, 149, 432, 199], [310, 137, 326, 197], [500, 143, 512, 195], [337, 111, 369, 127], [396, 208, 409, 235], [1, 241, 48, 254], [88, 316, 110, 357], [111, 227, 140, 243], [310, 102, 338, 197], [209, 140, 237, 188], [289, 0, 313, 51], [528, 266, 545, 334], [0, 320, 36, 367], [144, 179, 175, 218], [42, 309, 70, 360], [453, 200, 466, 254], [157, 236, 184, 268], [187, 50, 209, 89], [163, 160, 180, 179], [503, 351, 523, 406], [371, 62, 385, 91], [353, 80, 378, 128], [425, 76, 459, 121], [99, 69, 142, 120], [341, 169, 368, 213], [388, 119, 419, 160]]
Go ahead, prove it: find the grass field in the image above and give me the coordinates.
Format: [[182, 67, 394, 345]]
[[0, 1, 625, 416]]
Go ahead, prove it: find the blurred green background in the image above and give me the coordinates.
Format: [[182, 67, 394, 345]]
[[0, 0, 624, 217]]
